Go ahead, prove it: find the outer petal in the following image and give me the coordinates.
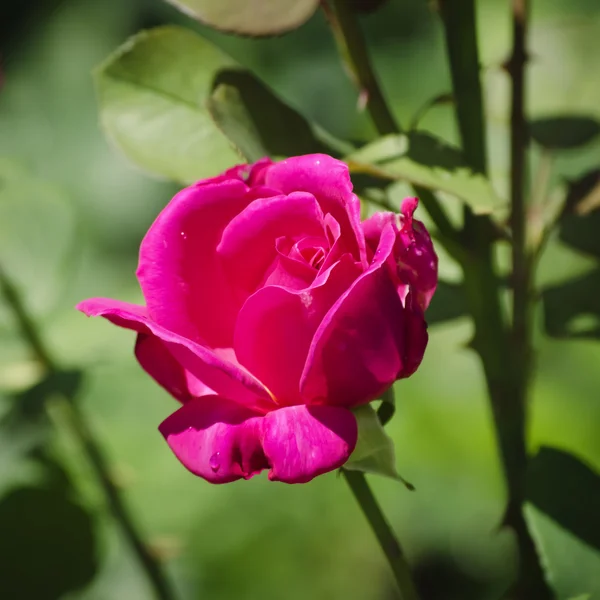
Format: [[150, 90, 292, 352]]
[[217, 192, 326, 296], [77, 298, 275, 412], [262, 405, 357, 483], [134, 334, 193, 403], [265, 155, 367, 268], [159, 399, 357, 484], [158, 396, 267, 484], [234, 255, 361, 406], [137, 179, 277, 349], [300, 225, 429, 407]]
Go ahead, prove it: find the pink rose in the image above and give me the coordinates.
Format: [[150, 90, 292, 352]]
[[78, 155, 437, 484]]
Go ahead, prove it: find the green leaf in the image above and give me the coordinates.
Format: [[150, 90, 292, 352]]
[[164, 0, 319, 36], [345, 404, 413, 489], [346, 132, 503, 214], [376, 386, 395, 426], [0, 486, 97, 599], [0, 161, 75, 313], [543, 268, 600, 339], [527, 447, 600, 553], [95, 26, 240, 184], [426, 280, 468, 325], [207, 69, 333, 163], [525, 447, 600, 599], [530, 116, 600, 150]]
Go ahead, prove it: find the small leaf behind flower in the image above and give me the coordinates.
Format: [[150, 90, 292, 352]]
[[345, 404, 413, 489], [346, 133, 503, 214]]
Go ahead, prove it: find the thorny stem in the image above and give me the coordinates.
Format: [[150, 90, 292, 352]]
[[439, 0, 552, 596], [0, 265, 177, 600], [343, 470, 420, 600]]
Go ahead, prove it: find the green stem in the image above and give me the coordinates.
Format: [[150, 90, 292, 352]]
[[0, 265, 177, 600], [438, 1, 552, 597], [323, 0, 399, 136], [322, 0, 461, 253], [343, 470, 419, 600]]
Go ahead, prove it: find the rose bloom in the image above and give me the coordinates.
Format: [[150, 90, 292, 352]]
[[78, 155, 437, 484]]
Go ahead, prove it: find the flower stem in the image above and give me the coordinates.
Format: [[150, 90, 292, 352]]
[[0, 265, 177, 600], [343, 470, 419, 600]]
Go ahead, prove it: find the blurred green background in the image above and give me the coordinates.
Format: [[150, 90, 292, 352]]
[[1, 0, 599, 599]]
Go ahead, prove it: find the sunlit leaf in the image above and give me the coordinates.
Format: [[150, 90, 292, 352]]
[[525, 447, 600, 600], [529, 116, 600, 150], [207, 69, 332, 163], [95, 26, 240, 184], [164, 0, 319, 36], [0, 486, 97, 600], [346, 133, 503, 214], [345, 404, 413, 488]]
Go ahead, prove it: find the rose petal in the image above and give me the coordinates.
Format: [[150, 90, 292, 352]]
[[262, 404, 357, 483], [159, 399, 357, 484], [77, 298, 275, 412], [137, 179, 277, 349], [217, 192, 326, 296], [363, 198, 438, 311], [234, 255, 361, 405], [159, 396, 267, 484], [300, 224, 429, 406], [134, 334, 193, 403], [265, 155, 367, 268]]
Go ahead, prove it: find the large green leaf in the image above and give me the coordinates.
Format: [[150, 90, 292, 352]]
[[95, 26, 240, 184], [207, 69, 333, 163], [525, 447, 600, 599], [529, 116, 600, 150], [345, 404, 413, 488], [346, 132, 503, 214], [164, 0, 319, 36]]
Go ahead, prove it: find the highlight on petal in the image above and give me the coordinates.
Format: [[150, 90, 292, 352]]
[[76, 298, 275, 412], [217, 192, 326, 296], [159, 398, 357, 484], [265, 154, 367, 267]]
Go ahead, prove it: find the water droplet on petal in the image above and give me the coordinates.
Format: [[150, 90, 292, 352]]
[[180, 231, 187, 240], [209, 452, 220, 473]]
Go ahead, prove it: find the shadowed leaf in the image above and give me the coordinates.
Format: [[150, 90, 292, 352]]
[[529, 116, 600, 150], [345, 405, 413, 489], [207, 69, 332, 163], [0, 486, 97, 600]]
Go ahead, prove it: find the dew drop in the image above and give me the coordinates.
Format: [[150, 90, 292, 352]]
[[180, 231, 187, 240], [209, 452, 220, 473]]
